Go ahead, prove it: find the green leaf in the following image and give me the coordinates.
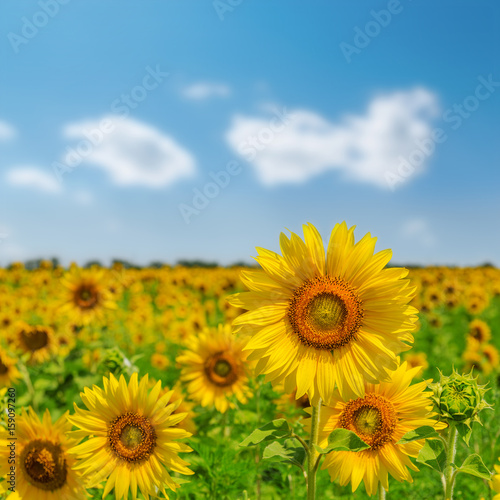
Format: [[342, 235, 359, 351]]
[[416, 438, 447, 473], [240, 419, 292, 447], [262, 439, 306, 468], [456, 454, 492, 480], [397, 426, 440, 444], [314, 429, 370, 454]]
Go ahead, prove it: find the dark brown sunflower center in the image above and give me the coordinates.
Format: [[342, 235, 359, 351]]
[[20, 328, 49, 351], [21, 440, 67, 491], [339, 394, 397, 450], [74, 285, 100, 309], [204, 352, 238, 387], [288, 276, 363, 350], [470, 327, 484, 341], [108, 412, 156, 463]]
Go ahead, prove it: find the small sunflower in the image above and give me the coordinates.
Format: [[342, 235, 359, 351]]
[[311, 361, 443, 496], [14, 322, 55, 364], [178, 324, 252, 413], [0, 408, 86, 499], [60, 269, 116, 325], [468, 319, 491, 344], [68, 372, 193, 500], [228, 222, 417, 403], [0, 348, 21, 387]]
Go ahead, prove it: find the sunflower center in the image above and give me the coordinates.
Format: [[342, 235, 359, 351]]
[[108, 412, 156, 463], [339, 394, 397, 450], [21, 328, 49, 351], [204, 352, 238, 387], [288, 276, 363, 350], [74, 285, 99, 309], [120, 425, 144, 449], [21, 440, 67, 491], [214, 360, 232, 377]]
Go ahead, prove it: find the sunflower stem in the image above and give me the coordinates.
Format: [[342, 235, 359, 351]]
[[378, 482, 387, 500], [307, 398, 322, 500], [443, 424, 458, 500]]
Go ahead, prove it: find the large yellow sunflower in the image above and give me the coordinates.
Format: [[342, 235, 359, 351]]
[[60, 268, 116, 325], [312, 361, 444, 496], [68, 372, 193, 500], [0, 407, 87, 499], [227, 222, 417, 402], [178, 324, 252, 413]]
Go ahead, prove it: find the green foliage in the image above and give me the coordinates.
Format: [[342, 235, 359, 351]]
[[314, 429, 370, 454], [416, 439, 448, 473], [455, 454, 492, 480], [240, 419, 292, 447], [397, 426, 440, 444]]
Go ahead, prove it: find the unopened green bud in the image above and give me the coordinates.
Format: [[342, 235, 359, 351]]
[[429, 369, 492, 444]]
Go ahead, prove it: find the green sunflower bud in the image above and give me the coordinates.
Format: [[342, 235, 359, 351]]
[[99, 347, 138, 377], [428, 369, 492, 444]]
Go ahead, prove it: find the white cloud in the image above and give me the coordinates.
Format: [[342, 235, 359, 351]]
[[0, 120, 16, 141], [6, 166, 62, 193], [182, 82, 231, 100], [225, 88, 439, 188], [402, 218, 435, 247], [62, 116, 196, 188]]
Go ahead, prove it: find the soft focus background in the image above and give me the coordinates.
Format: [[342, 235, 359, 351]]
[[1, 1, 499, 267]]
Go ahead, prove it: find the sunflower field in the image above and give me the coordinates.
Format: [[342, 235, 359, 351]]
[[0, 223, 499, 500]]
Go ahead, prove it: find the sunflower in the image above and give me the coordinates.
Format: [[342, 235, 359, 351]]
[[14, 322, 55, 364], [0, 407, 87, 499], [178, 324, 252, 413], [60, 268, 116, 325], [68, 372, 193, 500], [311, 361, 443, 496], [0, 348, 21, 387], [227, 222, 417, 402], [468, 319, 491, 344]]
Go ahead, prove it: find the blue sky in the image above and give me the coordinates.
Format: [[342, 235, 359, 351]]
[[0, 1, 499, 266]]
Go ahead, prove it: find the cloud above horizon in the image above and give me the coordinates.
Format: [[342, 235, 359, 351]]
[[6, 166, 62, 193], [225, 88, 439, 188], [0, 120, 16, 141], [61, 116, 197, 188]]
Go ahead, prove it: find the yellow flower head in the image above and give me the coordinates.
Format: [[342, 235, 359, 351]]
[[68, 372, 193, 500], [228, 222, 417, 403], [178, 324, 252, 413], [0, 408, 86, 499], [311, 361, 444, 496], [60, 268, 116, 325]]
